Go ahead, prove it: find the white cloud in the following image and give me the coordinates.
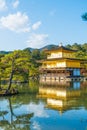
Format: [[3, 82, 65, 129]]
[[26, 33, 48, 48], [32, 121, 41, 130], [32, 21, 41, 30], [0, 12, 30, 33], [12, 0, 19, 8], [27, 102, 49, 118], [0, 0, 7, 11]]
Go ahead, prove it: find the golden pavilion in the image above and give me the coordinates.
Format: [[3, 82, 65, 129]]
[[40, 44, 87, 80]]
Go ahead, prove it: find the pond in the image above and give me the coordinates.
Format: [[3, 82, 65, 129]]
[[0, 80, 87, 130]]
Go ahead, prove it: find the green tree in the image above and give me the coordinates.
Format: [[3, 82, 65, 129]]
[[40, 50, 47, 59], [71, 43, 82, 50], [82, 12, 87, 21], [31, 49, 40, 60], [1, 50, 30, 93], [81, 43, 87, 52]]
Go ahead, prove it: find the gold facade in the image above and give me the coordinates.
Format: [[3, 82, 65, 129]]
[[42, 46, 80, 69], [40, 45, 87, 78], [42, 59, 81, 68]]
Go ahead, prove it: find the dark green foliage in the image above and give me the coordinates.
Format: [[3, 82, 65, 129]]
[[0, 49, 42, 85], [31, 49, 41, 60], [70, 43, 82, 50], [40, 50, 47, 59], [65, 44, 72, 49], [81, 43, 87, 52], [82, 12, 87, 21], [66, 43, 87, 60]]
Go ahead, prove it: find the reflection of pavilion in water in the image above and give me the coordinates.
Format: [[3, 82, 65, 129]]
[[38, 80, 87, 113]]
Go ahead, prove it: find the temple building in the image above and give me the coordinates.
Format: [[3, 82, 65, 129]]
[[40, 44, 87, 80]]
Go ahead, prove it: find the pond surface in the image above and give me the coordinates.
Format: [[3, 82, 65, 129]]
[[0, 80, 87, 130]]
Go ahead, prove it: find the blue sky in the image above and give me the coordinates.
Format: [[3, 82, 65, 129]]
[[0, 0, 87, 51]]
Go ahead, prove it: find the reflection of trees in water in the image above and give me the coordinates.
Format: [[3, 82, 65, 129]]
[[0, 97, 34, 130], [0, 80, 40, 129], [12, 80, 39, 94]]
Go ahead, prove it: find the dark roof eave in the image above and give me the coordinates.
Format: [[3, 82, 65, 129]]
[[45, 46, 77, 53], [42, 58, 86, 62]]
